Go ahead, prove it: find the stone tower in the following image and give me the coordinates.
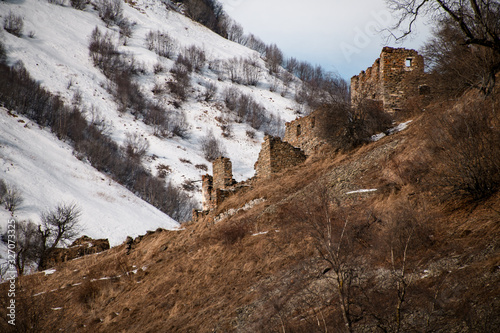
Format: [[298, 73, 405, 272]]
[[351, 47, 426, 113]]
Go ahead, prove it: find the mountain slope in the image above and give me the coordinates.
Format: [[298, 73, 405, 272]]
[[0, 108, 178, 248], [0, 0, 302, 244]]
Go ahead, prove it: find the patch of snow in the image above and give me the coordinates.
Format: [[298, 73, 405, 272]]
[[43, 268, 57, 276], [252, 231, 269, 236], [214, 198, 266, 223], [371, 120, 413, 141], [346, 189, 377, 195]]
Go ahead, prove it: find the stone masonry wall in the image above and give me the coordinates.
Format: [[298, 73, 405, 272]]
[[213, 157, 234, 190], [255, 135, 307, 179], [200, 157, 236, 214], [284, 110, 326, 155], [351, 47, 425, 113]]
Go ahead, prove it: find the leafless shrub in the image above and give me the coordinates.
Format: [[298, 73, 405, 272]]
[[3, 11, 24, 37], [156, 164, 172, 178], [0, 180, 7, 204], [13, 220, 43, 275], [242, 57, 260, 86], [182, 179, 196, 192], [202, 81, 217, 102], [265, 43, 284, 74], [88, 26, 118, 73], [184, 45, 206, 72], [153, 61, 164, 74], [430, 99, 500, 201], [70, 0, 87, 10], [269, 77, 279, 92], [0, 41, 6, 64], [244, 33, 267, 55], [168, 54, 192, 102], [222, 86, 240, 111], [317, 100, 392, 152], [168, 110, 189, 138], [96, 0, 123, 27], [144, 104, 168, 136], [123, 132, 149, 161], [226, 18, 245, 44], [179, 158, 192, 164], [201, 130, 226, 162], [118, 17, 134, 44], [3, 185, 23, 213], [287, 186, 365, 332], [195, 164, 208, 172], [145, 30, 178, 59]]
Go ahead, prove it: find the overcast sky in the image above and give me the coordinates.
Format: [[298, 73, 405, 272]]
[[219, 0, 432, 80]]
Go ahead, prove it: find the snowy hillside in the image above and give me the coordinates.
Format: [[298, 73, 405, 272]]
[[0, 108, 179, 247], [0, 0, 302, 248]]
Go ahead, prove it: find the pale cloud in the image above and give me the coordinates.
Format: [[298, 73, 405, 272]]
[[220, 0, 431, 79]]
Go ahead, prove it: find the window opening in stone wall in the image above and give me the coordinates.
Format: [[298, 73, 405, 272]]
[[405, 58, 412, 67], [297, 124, 301, 136], [311, 117, 315, 129]]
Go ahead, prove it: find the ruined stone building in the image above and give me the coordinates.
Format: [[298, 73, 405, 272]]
[[284, 110, 325, 155], [193, 47, 431, 222], [194, 136, 307, 220], [254, 135, 307, 179], [351, 47, 428, 113], [201, 157, 236, 211]]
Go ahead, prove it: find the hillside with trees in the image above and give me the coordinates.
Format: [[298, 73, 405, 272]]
[[0, 0, 499, 332]]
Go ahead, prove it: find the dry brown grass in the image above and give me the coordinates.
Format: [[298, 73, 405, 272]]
[[2, 91, 499, 332]]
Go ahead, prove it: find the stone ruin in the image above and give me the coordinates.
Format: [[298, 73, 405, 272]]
[[193, 136, 307, 220], [283, 110, 325, 155], [41, 235, 110, 270], [350, 47, 428, 113], [193, 47, 430, 221], [254, 135, 307, 178]]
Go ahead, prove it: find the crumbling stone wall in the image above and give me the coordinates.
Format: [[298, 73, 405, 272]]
[[284, 110, 326, 155], [194, 138, 306, 221], [351, 47, 425, 113], [254, 135, 307, 179], [41, 236, 110, 269], [200, 157, 236, 213], [213, 157, 235, 190]]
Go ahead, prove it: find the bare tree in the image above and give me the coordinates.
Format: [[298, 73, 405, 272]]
[[3, 185, 23, 213], [96, 0, 123, 27], [387, 0, 500, 93], [0, 180, 7, 204], [422, 18, 500, 97], [3, 11, 24, 37], [201, 130, 226, 162], [123, 132, 150, 161], [202, 81, 218, 102], [15, 220, 43, 275], [38, 203, 82, 269], [265, 43, 284, 74], [292, 186, 361, 333]]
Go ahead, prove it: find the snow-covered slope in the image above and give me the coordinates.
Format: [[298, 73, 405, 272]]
[[0, 108, 179, 246], [0, 0, 302, 249]]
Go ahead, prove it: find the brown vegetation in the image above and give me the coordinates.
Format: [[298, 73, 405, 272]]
[[2, 83, 498, 330]]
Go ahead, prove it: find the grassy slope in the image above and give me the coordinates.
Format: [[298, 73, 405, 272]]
[[2, 94, 500, 332]]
